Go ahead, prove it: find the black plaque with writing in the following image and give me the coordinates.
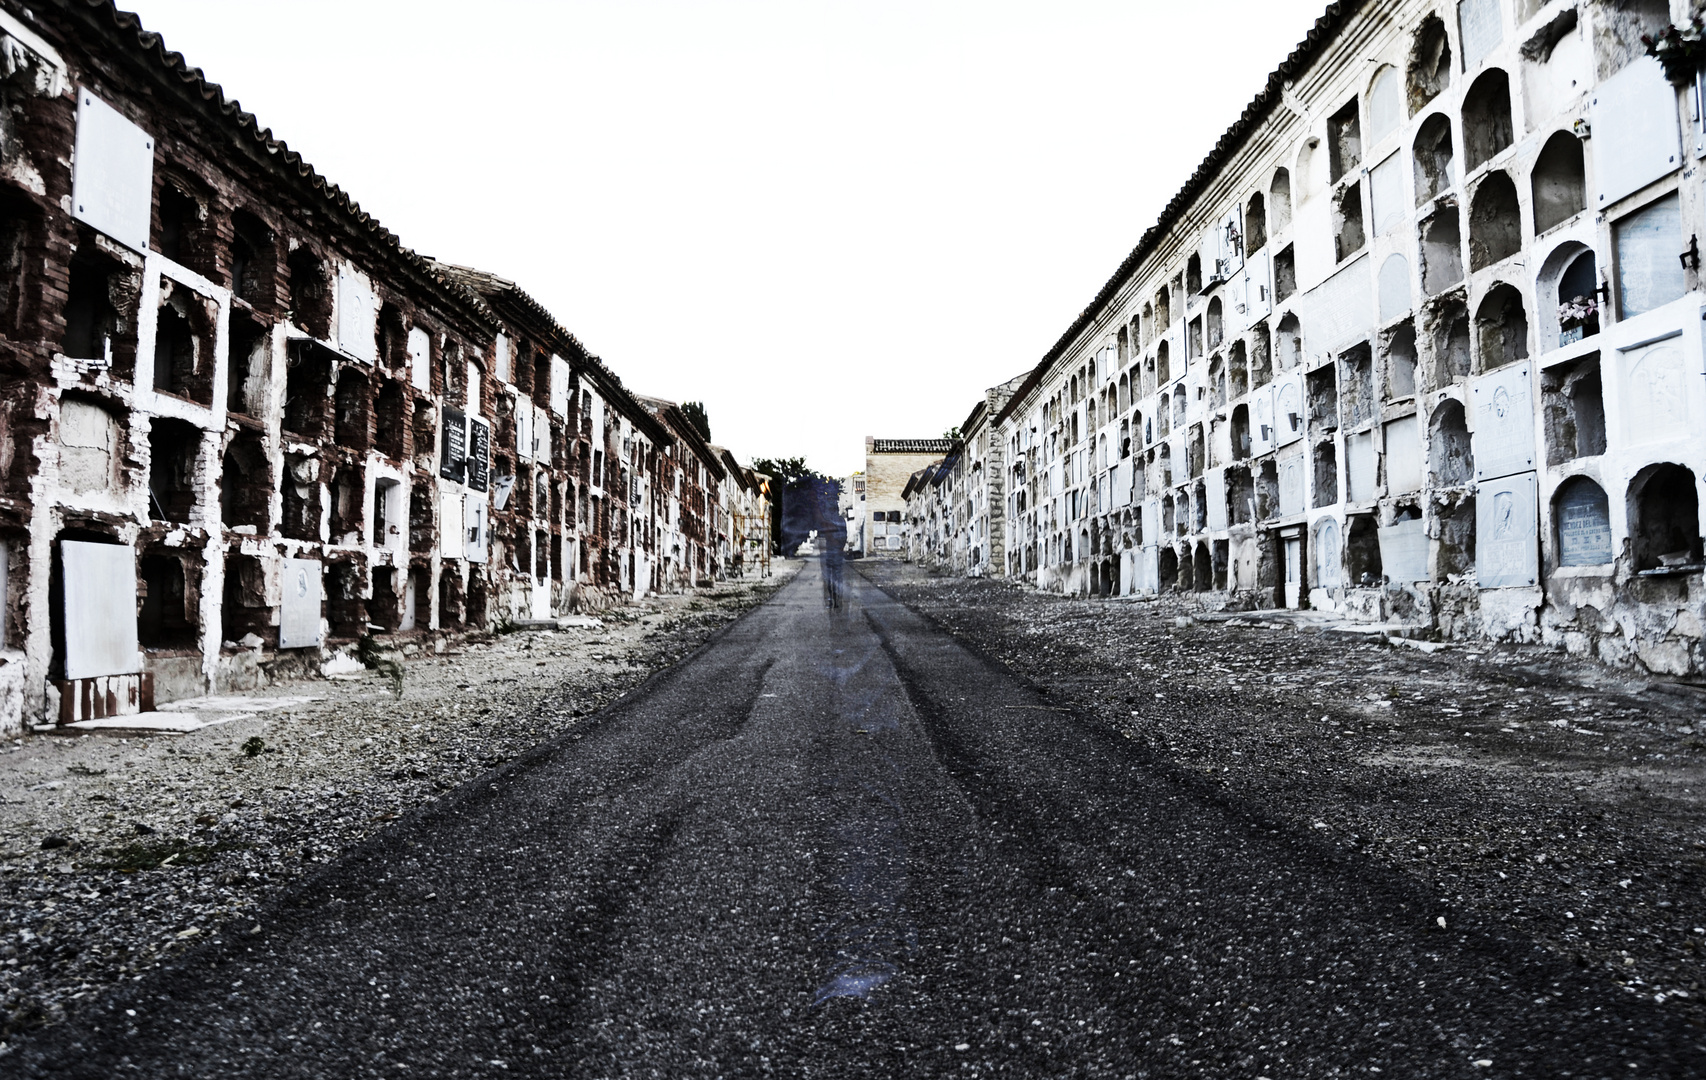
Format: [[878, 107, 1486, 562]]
[[440, 407, 466, 483], [466, 419, 491, 492]]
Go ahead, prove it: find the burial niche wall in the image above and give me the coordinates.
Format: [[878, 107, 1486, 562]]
[[1627, 463, 1701, 571], [1542, 355, 1605, 465], [1532, 131, 1585, 235]]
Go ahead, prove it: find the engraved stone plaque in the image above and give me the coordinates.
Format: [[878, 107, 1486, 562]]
[[1476, 471, 1538, 588], [1471, 364, 1534, 481], [1378, 518, 1429, 582], [61, 541, 139, 678], [279, 558, 323, 650], [1315, 517, 1342, 589], [1556, 479, 1613, 566]]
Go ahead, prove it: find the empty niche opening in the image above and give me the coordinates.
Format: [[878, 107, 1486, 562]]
[[226, 313, 268, 417], [1408, 13, 1452, 113], [147, 417, 200, 524], [1256, 460, 1279, 519], [1172, 384, 1187, 430], [1312, 440, 1339, 508], [219, 430, 269, 530], [1269, 168, 1292, 233], [1161, 493, 1175, 536], [1154, 286, 1171, 328], [1429, 294, 1472, 385], [153, 286, 216, 405], [285, 246, 332, 339], [283, 346, 331, 438], [1158, 442, 1173, 485], [221, 552, 269, 645], [409, 483, 434, 553], [1141, 303, 1155, 346], [1192, 479, 1208, 530], [1428, 399, 1474, 486], [1327, 98, 1362, 182], [228, 209, 275, 310], [1246, 193, 1267, 252], [1207, 297, 1224, 350], [334, 368, 371, 451], [370, 567, 401, 631], [1413, 114, 1455, 206], [1595, 0, 1671, 79], [375, 379, 408, 459], [280, 454, 321, 541], [1468, 171, 1521, 271], [1229, 340, 1248, 398], [1193, 540, 1212, 591], [1188, 316, 1204, 361], [326, 560, 365, 639], [535, 528, 551, 579], [1208, 355, 1227, 408], [1333, 182, 1366, 262], [1307, 365, 1339, 433], [1435, 494, 1476, 577], [138, 550, 197, 649], [412, 400, 436, 472], [1213, 539, 1230, 591], [467, 571, 488, 629], [1462, 69, 1514, 171], [1420, 205, 1464, 294], [1553, 476, 1613, 567], [1186, 253, 1203, 295], [1228, 463, 1254, 522], [1542, 355, 1606, 465], [1339, 343, 1375, 427], [1531, 131, 1585, 235], [1346, 515, 1383, 586], [1157, 546, 1178, 590], [438, 564, 464, 628], [1383, 320, 1418, 399], [156, 183, 204, 269], [1188, 424, 1205, 480], [1250, 324, 1273, 388], [1274, 245, 1297, 303], [1276, 313, 1302, 370], [1474, 284, 1529, 371], [1627, 463, 1701, 571]]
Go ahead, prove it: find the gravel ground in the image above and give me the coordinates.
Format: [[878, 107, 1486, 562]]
[[858, 559, 1706, 1027], [0, 568, 793, 1046]]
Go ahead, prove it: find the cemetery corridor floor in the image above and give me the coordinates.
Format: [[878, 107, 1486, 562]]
[[12, 559, 1703, 1078]]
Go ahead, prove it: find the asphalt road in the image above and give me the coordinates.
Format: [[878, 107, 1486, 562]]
[[14, 561, 1704, 1078]]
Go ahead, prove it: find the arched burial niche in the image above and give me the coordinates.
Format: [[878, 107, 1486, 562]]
[[1474, 284, 1529, 372], [1407, 13, 1452, 114], [1269, 168, 1292, 233], [1413, 114, 1454, 206], [1275, 313, 1303, 371], [1542, 354, 1606, 464], [1207, 296, 1223, 350], [220, 430, 269, 530], [228, 208, 276, 310], [1430, 294, 1472, 385], [1346, 515, 1383, 586], [1553, 476, 1613, 567], [1245, 193, 1267, 253], [1468, 171, 1521, 271], [1157, 546, 1178, 591], [1155, 339, 1171, 385], [1420, 205, 1464, 295], [1428, 399, 1474, 486], [1627, 464, 1701, 571], [1531, 131, 1585, 235], [1461, 69, 1514, 172]]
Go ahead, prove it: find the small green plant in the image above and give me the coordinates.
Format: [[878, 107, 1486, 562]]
[[358, 634, 405, 699], [241, 736, 266, 758], [97, 836, 246, 872]]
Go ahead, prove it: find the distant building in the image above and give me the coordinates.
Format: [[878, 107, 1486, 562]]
[[863, 438, 952, 554]]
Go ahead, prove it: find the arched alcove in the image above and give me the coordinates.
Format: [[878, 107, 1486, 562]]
[[1531, 131, 1585, 235], [1469, 171, 1522, 271]]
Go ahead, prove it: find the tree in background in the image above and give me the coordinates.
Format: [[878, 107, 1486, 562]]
[[750, 456, 830, 555], [680, 401, 711, 443]]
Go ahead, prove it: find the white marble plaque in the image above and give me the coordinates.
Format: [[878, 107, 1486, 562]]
[[1458, 0, 1502, 68], [1346, 431, 1376, 502], [1377, 253, 1410, 323], [1378, 518, 1429, 581], [61, 541, 139, 679], [1275, 373, 1305, 446], [1369, 154, 1404, 237], [1315, 517, 1343, 589], [71, 89, 154, 252], [1476, 472, 1538, 588], [1619, 334, 1690, 444], [1251, 385, 1276, 456], [336, 268, 377, 361], [279, 558, 322, 649], [464, 495, 488, 563], [1205, 469, 1227, 531], [1471, 364, 1535, 481], [1384, 414, 1423, 494], [1592, 57, 1682, 208], [1278, 454, 1306, 516], [1294, 254, 1373, 355]]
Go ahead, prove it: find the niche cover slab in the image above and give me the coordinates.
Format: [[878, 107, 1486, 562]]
[[1475, 472, 1538, 589], [61, 541, 138, 680], [1470, 364, 1535, 481], [279, 558, 323, 649]]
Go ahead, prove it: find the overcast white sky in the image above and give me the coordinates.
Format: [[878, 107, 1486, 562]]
[[124, 0, 1327, 478]]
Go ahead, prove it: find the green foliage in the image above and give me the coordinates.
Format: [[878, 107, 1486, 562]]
[[680, 401, 712, 443], [241, 736, 266, 758], [942, 426, 962, 442], [749, 456, 820, 484], [358, 634, 405, 699], [97, 836, 246, 872]]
